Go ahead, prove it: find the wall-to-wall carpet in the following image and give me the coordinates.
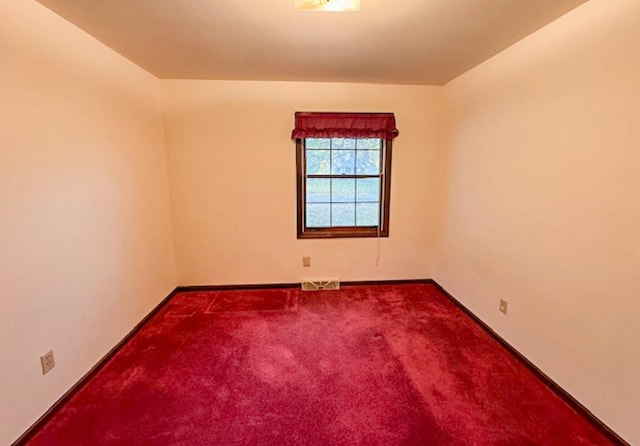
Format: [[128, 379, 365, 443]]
[[25, 283, 615, 445]]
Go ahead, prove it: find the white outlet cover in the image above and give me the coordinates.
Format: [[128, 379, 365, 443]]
[[40, 350, 55, 375]]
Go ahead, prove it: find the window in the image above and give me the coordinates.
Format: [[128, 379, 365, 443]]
[[292, 112, 398, 239]]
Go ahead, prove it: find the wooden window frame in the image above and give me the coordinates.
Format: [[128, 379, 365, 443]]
[[296, 138, 392, 239]]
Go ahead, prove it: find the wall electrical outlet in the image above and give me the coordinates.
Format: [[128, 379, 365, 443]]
[[302, 256, 311, 267], [499, 299, 508, 315], [40, 350, 55, 375]]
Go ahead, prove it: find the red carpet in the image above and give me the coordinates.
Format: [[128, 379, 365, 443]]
[[26, 284, 616, 445]]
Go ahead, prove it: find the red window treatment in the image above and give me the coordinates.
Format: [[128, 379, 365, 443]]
[[291, 112, 399, 140]]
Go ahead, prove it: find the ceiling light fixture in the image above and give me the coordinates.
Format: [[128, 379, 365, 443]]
[[295, 0, 361, 12]]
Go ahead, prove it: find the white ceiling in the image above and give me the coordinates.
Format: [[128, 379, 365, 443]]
[[35, 0, 588, 85]]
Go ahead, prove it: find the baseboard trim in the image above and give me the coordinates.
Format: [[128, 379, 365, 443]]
[[177, 283, 300, 292], [12, 287, 180, 446], [176, 279, 434, 292], [431, 281, 629, 446], [342, 278, 434, 287], [13, 279, 629, 445]]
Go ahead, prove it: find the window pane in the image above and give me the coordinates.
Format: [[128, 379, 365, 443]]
[[307, 178, 330, 203], [332, 178, 355, 203], [332, 203, 355, 226], [307, 203, 330, 227], [331, 150, 355, 175], [357, 139, 381, 150], [297, 131, 391, 238], [306, 138, 330, 149], [306, 150, 330, 175], [356, 150, 381, 174], [331, 138, 356, 150], [356, 178, 380, 202], [356, 203, 379, 226]]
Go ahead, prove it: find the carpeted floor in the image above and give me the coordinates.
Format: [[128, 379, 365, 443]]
[[26, 283, 616, 445]]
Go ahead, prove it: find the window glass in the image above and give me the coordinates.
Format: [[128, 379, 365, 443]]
[[297, 137, 392, 238]]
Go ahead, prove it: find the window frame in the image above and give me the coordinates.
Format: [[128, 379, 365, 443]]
[[296, 137, 392, 239]]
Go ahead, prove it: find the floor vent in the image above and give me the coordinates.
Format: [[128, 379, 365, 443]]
[[301, 280, 340, 291]]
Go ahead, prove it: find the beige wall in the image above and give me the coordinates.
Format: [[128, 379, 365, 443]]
[[3, 0, 638, 444], [162, 80, 442, 285], [0, 2, 177, 444], [435, 0, 640, 443]]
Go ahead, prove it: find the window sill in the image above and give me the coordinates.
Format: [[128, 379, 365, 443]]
[[298, 227, 389, 239]]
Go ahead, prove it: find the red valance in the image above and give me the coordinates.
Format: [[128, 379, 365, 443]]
[[291, 112, 399, 140]]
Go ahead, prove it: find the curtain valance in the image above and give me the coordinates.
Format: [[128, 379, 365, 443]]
[[291, 112, 399, 140]]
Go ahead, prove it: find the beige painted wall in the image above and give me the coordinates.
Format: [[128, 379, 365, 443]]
[[0, 2, 177, 444], [435, 0, 640, 443], [3, 0, 637, 444], [162, 80, 442, 285]]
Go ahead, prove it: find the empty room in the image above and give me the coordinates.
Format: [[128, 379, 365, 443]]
[[1, 0, 638, 444]]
